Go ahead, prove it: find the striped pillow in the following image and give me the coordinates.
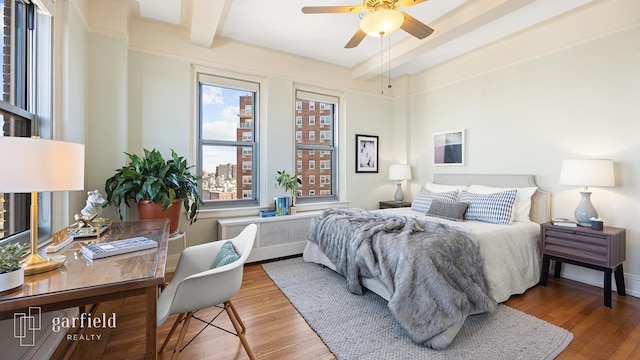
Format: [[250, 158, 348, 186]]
[[459, 189, 517, 225], [410, 188, 458, 213]]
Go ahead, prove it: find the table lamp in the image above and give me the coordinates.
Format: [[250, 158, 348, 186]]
[[559, 159, 614, 226], [0, 137, 85, 275], [388, 164, 412, 203]]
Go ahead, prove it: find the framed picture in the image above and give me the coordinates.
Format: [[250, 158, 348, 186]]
[[355, 134, 378, 173], [433, 129, 465, 166]]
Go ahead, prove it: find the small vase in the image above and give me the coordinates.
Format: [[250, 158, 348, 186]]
[[0, 267, 24, 293]]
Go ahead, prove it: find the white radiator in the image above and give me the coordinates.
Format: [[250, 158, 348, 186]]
[[217, 210, 322, 262]]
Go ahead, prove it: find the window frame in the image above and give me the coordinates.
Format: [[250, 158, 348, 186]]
[[294, 88, 339, 204], [196, 72, 261, 208], [1, 0, 53, 247]]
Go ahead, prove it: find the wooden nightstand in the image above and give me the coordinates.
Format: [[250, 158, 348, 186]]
[[539, 222, 626, 307], [379, 200, 411, 209]]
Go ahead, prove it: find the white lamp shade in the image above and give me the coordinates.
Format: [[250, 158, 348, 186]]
[[0, 137, 85, 192], [559, 159, 614, 187], [388, 164, 412, 181], [360, 9, 405, 37]]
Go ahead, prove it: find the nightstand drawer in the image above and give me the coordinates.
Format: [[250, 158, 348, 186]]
[[543, 242, 608, 266]]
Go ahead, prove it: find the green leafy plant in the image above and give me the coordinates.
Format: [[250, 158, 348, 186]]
[[104, 149, 203, 224], [275, 170, 302, 200], [0, 243, 27, 274]]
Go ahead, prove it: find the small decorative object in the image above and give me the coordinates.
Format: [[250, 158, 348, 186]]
[[0, 243, 27, 292], [356, 134, 378, 173], [275, 170, 301, 214], [68, 216, 112, 238], [590, 217, 604, 230], [433, 129, 465, 166], [559, 159, 615, 226], [104, 149, 203, 234], [388, 164, 412, 202], [80, 190, 107, 217]]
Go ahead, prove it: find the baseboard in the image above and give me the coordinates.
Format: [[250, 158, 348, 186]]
[[559, 263, 640, 298]]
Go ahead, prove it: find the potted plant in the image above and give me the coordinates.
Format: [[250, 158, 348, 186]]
[[104, 148, 203, 234], [275, 170, 302, 214], [0, 243, 27, 292]]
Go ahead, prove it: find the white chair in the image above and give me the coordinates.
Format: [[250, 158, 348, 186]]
[[157, 224, 257, 360]]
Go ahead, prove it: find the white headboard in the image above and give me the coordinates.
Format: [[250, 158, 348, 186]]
[[432, 174, 551, 224]]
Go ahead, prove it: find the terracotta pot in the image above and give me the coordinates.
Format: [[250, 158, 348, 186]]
[[0, 267, 24, 293], [137, 198, 183, 235]]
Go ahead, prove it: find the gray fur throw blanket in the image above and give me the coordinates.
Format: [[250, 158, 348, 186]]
[[308, 208, 497, 349]]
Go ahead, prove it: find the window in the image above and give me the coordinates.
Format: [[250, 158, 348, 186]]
[[296, 116, 302, 126], [296, 160, 302, 170], [1, 0, 53, 246], [197, 73, 259, 206], [294, 89, 338, 202]]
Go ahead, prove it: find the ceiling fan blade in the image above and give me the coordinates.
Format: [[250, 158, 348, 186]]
[[400, 12, 434, 39], [397, 0, 430, 7], [302, 6, 365, 14], [345, 29, 367, 49]]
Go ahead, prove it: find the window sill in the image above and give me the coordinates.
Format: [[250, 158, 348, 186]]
[[197, 201, 350, 219]]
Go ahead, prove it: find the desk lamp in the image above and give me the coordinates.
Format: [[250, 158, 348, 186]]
[[0, 137, 84, 275], [388, 164, 412, 203], [559, 159, 614, 226]]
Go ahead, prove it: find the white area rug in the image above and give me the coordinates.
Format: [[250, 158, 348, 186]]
[[263, 257, 573, 360]]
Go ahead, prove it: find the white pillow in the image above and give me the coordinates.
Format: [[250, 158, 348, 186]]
[[424, 182, 468, 194], [466, 185, 538, 222]]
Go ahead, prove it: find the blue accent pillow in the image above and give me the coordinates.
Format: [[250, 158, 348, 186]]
[[211, 241, 240, 268], [410, 188, 458, 213], [459, 189, 517, 225]]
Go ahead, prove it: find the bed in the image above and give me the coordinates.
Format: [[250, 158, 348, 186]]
[[302, 174, 550, 349]]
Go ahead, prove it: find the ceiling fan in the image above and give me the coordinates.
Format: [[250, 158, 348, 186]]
[[301, 0, 435, 48]]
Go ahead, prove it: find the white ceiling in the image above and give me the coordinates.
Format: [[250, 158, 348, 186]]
[[133, 0, 595, 80]]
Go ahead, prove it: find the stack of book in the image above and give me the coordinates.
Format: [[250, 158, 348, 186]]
[[551, 218, 578, 227]]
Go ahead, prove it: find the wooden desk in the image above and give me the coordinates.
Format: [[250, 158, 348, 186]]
[[0, 219, 169, 359]]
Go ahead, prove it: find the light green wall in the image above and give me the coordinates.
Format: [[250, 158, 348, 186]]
[[406, 0, 640, 294], [69, 0, 640, 293]]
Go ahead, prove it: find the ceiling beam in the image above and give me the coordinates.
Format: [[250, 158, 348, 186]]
[[350, 0, 536, 80], [190, 0, 227, 48]]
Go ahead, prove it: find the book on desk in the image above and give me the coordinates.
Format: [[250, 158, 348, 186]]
[[81, 236, 158, 260]]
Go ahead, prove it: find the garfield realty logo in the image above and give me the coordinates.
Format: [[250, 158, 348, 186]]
[[14, 307, 117, 346]]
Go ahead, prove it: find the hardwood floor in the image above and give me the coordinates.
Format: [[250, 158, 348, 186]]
[[53, 259, 640, 360]]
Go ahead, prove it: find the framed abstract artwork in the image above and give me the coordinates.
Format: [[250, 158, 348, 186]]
[[355, 134, 378, 173], [433, 130, 465, 166]]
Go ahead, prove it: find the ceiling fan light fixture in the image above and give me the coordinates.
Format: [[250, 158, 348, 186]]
[[359, 9, 404, 37]]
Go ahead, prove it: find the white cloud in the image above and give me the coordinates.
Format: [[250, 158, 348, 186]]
[[202, 86, 224, 105]]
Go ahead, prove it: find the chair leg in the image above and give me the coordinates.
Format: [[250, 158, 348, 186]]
[[170, 312, 192, 360], [159, 312, 185, 354], [225, 301, 256, 360]]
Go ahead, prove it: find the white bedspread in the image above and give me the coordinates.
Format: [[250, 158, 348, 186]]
[[303, 207, 541, 303]]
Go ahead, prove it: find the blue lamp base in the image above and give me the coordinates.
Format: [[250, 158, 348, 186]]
[[574, 191, 598, 226], [393, 183, 404, 203]]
